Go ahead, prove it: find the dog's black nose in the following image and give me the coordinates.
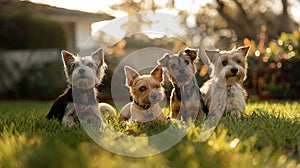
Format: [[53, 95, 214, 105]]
[[231, 68, 238, 74], [79, 69, 85, 74], [179, 69, 185, 74], [150, 94, 157, 100]]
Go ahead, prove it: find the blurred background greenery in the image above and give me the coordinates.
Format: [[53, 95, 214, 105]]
[[0, 0, 300, 100]]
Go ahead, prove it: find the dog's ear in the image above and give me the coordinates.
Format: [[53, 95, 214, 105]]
[[157, 53, 170, 66], [237, 45, 250, 57], [151, 65, 163, 83], [61, 50, 74, 66], [91, 48, 104, 65], [61, 50, 75, 78], [204, 50, 219, 63], [92, 48, 107, 85], [185, 48, 198, 61], [124, 66, 139, 87]]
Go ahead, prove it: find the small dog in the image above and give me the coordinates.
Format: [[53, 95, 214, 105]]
[[200, 46, 250, 117], [46, 48, 116, 128], [158, 48, 207, 122], [119, 65, 167, 122]]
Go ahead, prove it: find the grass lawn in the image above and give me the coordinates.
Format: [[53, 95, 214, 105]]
[[0, 100, 299, 168]]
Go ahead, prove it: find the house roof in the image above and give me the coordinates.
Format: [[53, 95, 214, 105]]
[[0, 0, 114, 23]]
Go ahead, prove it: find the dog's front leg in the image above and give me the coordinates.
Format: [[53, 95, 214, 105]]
[[229, 102, 245, 117], [208, 84, 227, 117], [229, 92, 246, 117], [62, 103, 76, 128]]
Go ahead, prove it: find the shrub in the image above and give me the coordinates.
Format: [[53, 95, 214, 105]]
[[0, 11, 66, 49], [2, 60, 66, 99], [243, 29, 300, 99]]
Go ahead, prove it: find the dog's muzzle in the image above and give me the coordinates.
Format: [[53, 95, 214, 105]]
[[150, 94, 157, 101]]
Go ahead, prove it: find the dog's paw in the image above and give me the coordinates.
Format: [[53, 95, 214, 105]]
[[62, 117, 75, 128], [230, 110, 242, 117], [99, 103, 117, 116]]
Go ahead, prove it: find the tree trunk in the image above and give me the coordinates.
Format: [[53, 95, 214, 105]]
[[215, 0, 257, 40]]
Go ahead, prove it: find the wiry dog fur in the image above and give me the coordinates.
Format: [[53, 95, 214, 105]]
[[158, 48, 207, 122], [200, 46, 250, 117], [119, 65, 167, 122], [46, 48, 116, 128]]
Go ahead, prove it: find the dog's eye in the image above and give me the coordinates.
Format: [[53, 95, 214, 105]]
[[236, 60, 241, 64], [171, 64, 176, 69], [73, 63, 79, 69], [139, 86, 147, 92], [222, 60, 228, 66], [87, 63, 93, 67], [184, 60, 190, 65]]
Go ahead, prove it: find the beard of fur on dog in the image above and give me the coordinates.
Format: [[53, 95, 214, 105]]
[[61, 48, 107, 89], [124, 65, 164, 110], [205, 46, 249, 85], [158, 48, 199, 86]]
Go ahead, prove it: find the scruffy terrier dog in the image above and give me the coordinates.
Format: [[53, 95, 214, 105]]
[[119, 65, 167, 122], [46, 48, 116, 128], [158, 48, 207, 122], [200, 46, 250, 117]]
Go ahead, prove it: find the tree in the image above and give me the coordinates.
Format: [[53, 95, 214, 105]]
[[212, 0, 295, 39]]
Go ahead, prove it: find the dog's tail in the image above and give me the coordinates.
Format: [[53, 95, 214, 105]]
[[46, 96, 68, 121], [46, 86, 72, 121]]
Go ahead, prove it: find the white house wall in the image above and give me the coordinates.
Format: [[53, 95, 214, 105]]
[[75, 21, 96, 50]]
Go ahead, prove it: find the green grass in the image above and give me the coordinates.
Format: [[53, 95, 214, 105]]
[[0, 100, 299, 168]]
